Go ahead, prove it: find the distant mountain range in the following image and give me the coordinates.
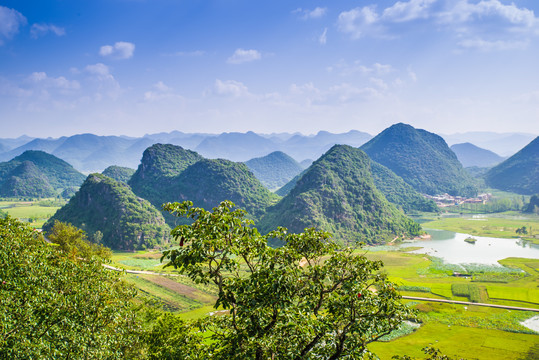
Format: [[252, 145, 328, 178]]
[[485, 136, 539, 195], [0, 130, 373, 173], [442, 132, 536, 157], [450, 143, 505, 168], [0, 129, 534, 174]]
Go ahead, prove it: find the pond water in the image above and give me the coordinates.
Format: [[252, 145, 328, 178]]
[[401, 229, 539, 265], [521, 316, 539, 333]]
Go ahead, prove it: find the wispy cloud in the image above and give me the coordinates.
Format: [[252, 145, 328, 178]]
[[30, 23, 65, 38], [227, 49, 261, 64], [0, 6, 27, 45], [144, 81, 183, 102], [213, 79, 251, 97], [337, 0, 539, 51], [84, 63, 121, 99], [383, 0, 437, 22], [28, 72, 79, 90], [99, 41, 135, 59], [337, 6, 380, 39], [319, 28, 328, 44], [293, 7, 328, 20]]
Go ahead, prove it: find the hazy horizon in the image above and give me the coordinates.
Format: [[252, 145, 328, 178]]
[[2, 1, 539, 138]]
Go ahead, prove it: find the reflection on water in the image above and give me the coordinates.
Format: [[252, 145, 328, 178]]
[[404, 228, 539, 265]]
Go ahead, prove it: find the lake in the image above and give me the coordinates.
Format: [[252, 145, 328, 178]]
[[402, 228, 539, 265]]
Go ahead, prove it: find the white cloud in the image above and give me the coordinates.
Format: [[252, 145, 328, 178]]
[[0, 6, 27, 45], [329, 60, 394, 77], [383, 0, 437, 22], [84, 63, 121, 99], [457, 37, 529, 51], [28, 72, 79, 90], [30, 23, 65, 38], [144, 81, 183, 102], [438, 0, 537, 27], [328, 83, 379, 102], [227, 49, 261, 64], [213, 79, 251, 97], [85, 63, 113, 78], [319, 28, 328, 44], [336, 0, 539, 51], [294, 7, 328, 20], [337, 6, 379, 39], [99, 41, 135, 59]]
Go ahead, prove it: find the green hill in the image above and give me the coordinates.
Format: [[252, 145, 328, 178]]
[[171, 158, 280, 220], [258, 145, 421, 244], [102, 165, 135, 184], [361, 123, 477, 197], [129, 143, 278, 222], [485, 136, 539, 195], [274, 159, 437, 214], [0, 151, 85, 198], [44, 173, 170, 250], [369, 161, 438, 213], [129, 143, 203, 207], [245, 151, 304, 190]]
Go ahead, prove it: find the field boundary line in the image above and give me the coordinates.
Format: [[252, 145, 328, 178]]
[[402, 296, 539, 312]]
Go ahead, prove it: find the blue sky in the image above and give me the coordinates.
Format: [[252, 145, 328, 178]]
[[1, 0, 538, 138]]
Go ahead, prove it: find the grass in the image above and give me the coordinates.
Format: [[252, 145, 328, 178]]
[[368, 321, 539, 360], [0, 198, 63, 229], [422, 213, 539, 243]]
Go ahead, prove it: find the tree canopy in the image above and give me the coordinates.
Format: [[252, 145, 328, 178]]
[[158, 200, 414, 359], [0, 217, 140, 359]]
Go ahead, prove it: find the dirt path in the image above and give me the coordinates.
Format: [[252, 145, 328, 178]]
[[402, 296, 539, 312], [102, 264, 179, 276]]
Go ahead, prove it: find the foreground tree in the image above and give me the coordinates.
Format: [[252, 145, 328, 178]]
[[160, 201, 414, 359], [0, 217, 140, 359]]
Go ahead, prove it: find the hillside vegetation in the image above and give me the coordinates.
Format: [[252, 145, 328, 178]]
[[244, 151, 304, 190], [102, 165, 135, 184], [129, 143, 278, 223], [485, 136, 539, 195], [0, 150, 85, 198], [361, 123, 477, 197], [370, 161, 438, 213], [44, 173, 170, 250], [259, 145, 421, 244]]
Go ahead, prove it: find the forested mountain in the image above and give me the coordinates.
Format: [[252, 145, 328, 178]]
[[361, 123, 477, 197], [0, 151, 85, 198], [129, 143, 278, 223], [259, 145, 421, 244], [245, 151, 304, 190], [369, 161, 438, 213], [485, 136, 539, 195], [102, 166, 135, 184], [170, 158, 279, 220], [44, 173, 170, 250], [450, 143, 504, 168], [129, 144, 204, 208]]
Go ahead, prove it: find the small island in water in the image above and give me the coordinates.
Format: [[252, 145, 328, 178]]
[[464, 237, 477, 244]]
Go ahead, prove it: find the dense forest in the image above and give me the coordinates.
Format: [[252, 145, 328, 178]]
[[259, 145, 422, 244], [44, 173, 170, 250]]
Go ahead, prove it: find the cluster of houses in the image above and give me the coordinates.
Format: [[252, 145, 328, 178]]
[[423, 193, 492, 207]]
